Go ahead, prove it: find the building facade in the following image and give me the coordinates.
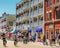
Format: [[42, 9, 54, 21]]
[[0, 13, 7, 33], [44, 0, 60, 40], [0, 12, 16, 33], [16, 0, 44, 33]]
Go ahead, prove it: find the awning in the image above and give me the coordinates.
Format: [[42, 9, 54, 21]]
[[36, 27, 42, 32]]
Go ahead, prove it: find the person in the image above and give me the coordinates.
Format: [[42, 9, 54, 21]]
[[29, 35, 32, 41], [23, 36, 27, 44], [14, 35, 18, 46], [58, 34, 60, 46], [2, 33, 7, 47], [33, 33, 36, 42], [23, 33, 28, 44], [18, 33, 21, 41], [43, 35, 46, 45]]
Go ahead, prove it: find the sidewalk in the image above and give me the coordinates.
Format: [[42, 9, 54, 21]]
[[0, 39, 59, 48]]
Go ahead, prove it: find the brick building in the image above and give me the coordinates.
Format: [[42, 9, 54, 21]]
[[44, 0, 60, 40]]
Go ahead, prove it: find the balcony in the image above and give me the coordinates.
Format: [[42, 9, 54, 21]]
[[33, 10, 38, 17], [45, 19, 54, 24], [30, 1, 34, 7], [38, 8, 43, 15], [23, 8, 29, 13], [51, 2, 60, 7], [54, 19, 60, 22], [23, 0, 29, 4], [23, 3, 29, 10], [34, 22, 38, 27], [38, 0, 43, 3], [38, 21, 43, 27], [34, 0, 39, 6]]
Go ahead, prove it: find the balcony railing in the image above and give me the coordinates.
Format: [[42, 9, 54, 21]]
[[38, 0, 43, 3], [38, 21, 43, 27], [33, 22, 38, 27], [30, 1, 34, 7], [38, 8, 43, 15], [34, 0, 39, 6], [50, 2, 60, 7]]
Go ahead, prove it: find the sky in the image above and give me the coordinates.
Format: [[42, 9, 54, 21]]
[[0, 0, 21, 16]]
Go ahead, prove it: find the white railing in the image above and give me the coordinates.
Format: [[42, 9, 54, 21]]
[[33, 10, 38, 17], [30, 1, 34, 7], [34, 0, 38, 6], [38, 21, 43, 27], [38, 0, 43, 3], [38, 8, 43, 15], [33, 22, 38, 27]]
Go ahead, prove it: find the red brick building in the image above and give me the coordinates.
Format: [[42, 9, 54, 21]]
[[44, 0, 60, 40]]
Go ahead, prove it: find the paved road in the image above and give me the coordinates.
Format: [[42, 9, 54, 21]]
[[0, 40, 59, 48]]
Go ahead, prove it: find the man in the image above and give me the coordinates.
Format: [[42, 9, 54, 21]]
[[14, 35, 18, 46], [2, 33, 7, 47]]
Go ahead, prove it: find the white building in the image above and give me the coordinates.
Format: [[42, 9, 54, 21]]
[[16, 0, 44, 32]]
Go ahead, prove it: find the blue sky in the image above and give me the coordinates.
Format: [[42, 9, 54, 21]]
[[0, 0, 21, 16]]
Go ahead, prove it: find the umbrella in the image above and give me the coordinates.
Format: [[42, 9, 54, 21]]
[[28, 28, 32, 33], [36, 27, 42, 32]]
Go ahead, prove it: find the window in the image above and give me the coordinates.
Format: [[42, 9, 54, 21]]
[[27, 12, 29, 16], [55, 29, 59, 34], [41, 17, 43, 20], [56, 9, 60, 19], [46, 13, 49, 20], [30, 21, 32, 23], [27, 21, 29, 24], [57, 0, 59, 3], [55, 29, 59, 37], [46, 12, 52, 21], [49, 12, 52, 20], [45, 0, 48, 7], [34, 18, 37, 22], [26, 3, 29, 7], [46, 30, 48, 39], [31, 0, 32, 2], [49, 0, 52, 5]]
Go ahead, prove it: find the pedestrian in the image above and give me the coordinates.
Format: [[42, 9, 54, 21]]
[[18, 33, 21, 41], [2, 33, 7, 47], [29, 35, 32, 41], [43, 35, 46, 45], [14, 35, 18, 46], [23, 36, 27, 44], [58, 34, 60, 46]]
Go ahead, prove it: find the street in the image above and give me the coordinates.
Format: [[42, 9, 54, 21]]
[[0, 39, 59, 48]]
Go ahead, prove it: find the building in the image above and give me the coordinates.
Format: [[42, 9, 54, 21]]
[[0, 12, 16, 33], [16, 0, 44, 33], [44, 0, 60, 40]]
